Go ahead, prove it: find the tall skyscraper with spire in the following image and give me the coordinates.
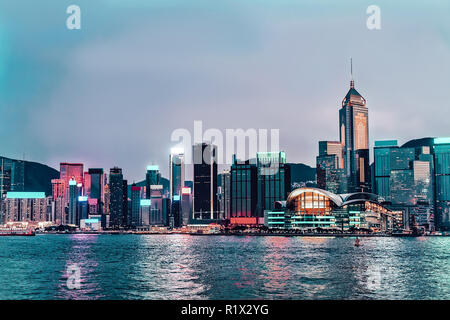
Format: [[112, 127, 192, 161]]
[[339, 59, 370, 192]]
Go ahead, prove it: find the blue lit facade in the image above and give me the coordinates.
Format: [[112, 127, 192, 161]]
[[434, 139, 450, 230]]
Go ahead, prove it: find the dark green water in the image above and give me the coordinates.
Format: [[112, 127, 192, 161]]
[[1, 234, 449, 299]]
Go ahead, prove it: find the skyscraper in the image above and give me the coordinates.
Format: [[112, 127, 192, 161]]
[[109, 167, 124, 228], [230, 157, 258, 225], [433, 138, 450, 230], [88, 168, 105, 226], [60, 163, 84, 199], [68, 179, 80, 225], [339, 64, 370, 192], [316, 141, 345, 194], [373, 139, 435, 230], [149, 185, 166, 225], [11, 161, 25, 191], [130, 185, 141, 227], [145, 165, 161, 199], [256, 151, 291, 218], [192, 142, 218, 222], [122, 179, 129, 226], [169, 148, 185, 201], [181, 187, 192, 226], [373, 140, 399, 199]]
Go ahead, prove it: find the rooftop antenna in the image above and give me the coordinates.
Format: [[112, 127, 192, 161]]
[[350, 57, 354, 89]]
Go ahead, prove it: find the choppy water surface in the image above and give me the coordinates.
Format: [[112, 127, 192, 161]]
[[1, 234, 449, 299]]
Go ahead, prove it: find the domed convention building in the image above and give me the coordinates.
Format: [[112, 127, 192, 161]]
[[264, 187, 400, 232]]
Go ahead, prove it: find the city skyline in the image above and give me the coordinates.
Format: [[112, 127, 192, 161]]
[[1, 1, 450, 182]]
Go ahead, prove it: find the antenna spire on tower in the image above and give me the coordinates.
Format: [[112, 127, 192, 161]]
[[350, 57, 354, 89]]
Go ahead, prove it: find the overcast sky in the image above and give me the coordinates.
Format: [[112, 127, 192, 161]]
[[0, 0, 449, 182]]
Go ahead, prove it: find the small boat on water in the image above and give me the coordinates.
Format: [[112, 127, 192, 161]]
[[0, 227, 35, 236], [354, 237, 361, 247]]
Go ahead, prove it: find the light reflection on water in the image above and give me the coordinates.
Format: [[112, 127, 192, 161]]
[[1, 234, 450, 299]]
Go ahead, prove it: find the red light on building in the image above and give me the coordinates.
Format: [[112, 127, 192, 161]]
[[230, 217, 261, 225]]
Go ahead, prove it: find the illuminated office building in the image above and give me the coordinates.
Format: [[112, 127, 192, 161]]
[[77, 196, 89, 222], [256, 151, 291, 218], [433, 138, 450, 230], [51, 179, 65, 201], [60, 163, 84, 199], [149, 185, 166, 225], [373, 139, 435, 230], [84, 171, 91, 197], [339, 69, 370, 193], [230, 157, 258, 225], [130, 185, 141, 227], [316, 141, 344, 194], [140, 199, 151, 226], [88, 168, 104, 209], [68, 179, 81, 225], [3, 192, 48, 223], [181, 187, 192, 226], [145, 165, 161, 199], [170, 148, 185, 201]]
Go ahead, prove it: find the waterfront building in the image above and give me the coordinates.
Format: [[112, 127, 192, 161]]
[[145, 165, 161, 199], [170, 196, 181, 228], [77, 196, 89, 222], [140, 199, 151, 226], [88, 168, 105, 226], [373, 140, 399, 199], [169, 148, 185, 201], [256, 151, 291, 219], [3, 192, 48, 223], [149, 185, 166, 225], [230, 157, 258, 225], [181, 187, 192, 226], [130, 185, 141, 227], [192, 143, 218, 222], [264, 187, 394, 232], [373, 139, 435, 230], [109, 167, 124, 228], [433, 138, 450, 230], [316, 141, 345, 194], [68, 179, 80, 225]]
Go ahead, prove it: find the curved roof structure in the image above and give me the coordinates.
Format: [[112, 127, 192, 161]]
[[286, 188, 384, 209], [286, 187, 344, 208], [401, 137, 435, 149]]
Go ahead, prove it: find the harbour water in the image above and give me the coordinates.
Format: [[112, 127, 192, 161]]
[[1, 234, 449, 300]]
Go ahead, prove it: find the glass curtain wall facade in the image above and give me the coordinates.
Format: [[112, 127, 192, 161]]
[[434, 139, 450, 230], [256, 152, 291, 217], [230, 158, 257, 219]]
